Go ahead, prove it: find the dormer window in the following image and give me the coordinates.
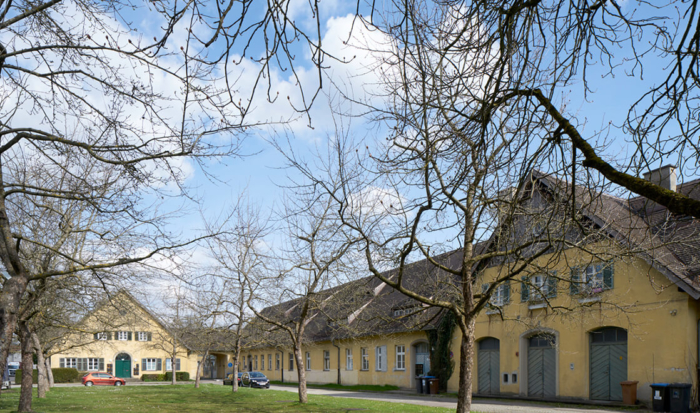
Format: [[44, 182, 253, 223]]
[[392, 304, 423, 318]]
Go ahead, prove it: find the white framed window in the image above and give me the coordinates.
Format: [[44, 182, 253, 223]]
[[323, 350, 330, 371], [305, 352, 311, 370], [275, 353, 280, 370], [531, 274, 546, 301], [260, 356, 265, 371], [144, 358, 158, 371], [95, 332, 108, 340], [268, 354, 272, 370], [395, 345, 405, 370], [117, 331, 129, 341], [361, 348, 369, 371], [482, 283, 510, 307], [345, 349, 353, 370], [288, 353, 294, 371], [375, 346, 387, 371], [165, 358, 181, 371], [60, 358, 77, 368], [584, 264, 607, 292], [87, 358, 100, 371], [137, 331, 149, 342], [254, 355, 258, 370]]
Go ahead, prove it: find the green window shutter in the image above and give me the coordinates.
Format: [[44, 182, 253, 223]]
[[504, 280, 511, 304], [147, 332, 152, 341], [547, 271, 557, 298], [156, 358, 162, 371], [570, 267, 581, 295], [93, 333, 98, 340], [107, 332, 112, 340], [128, 331, 132, 340], [99, 358, 104, 371], [59, 358, 65, 368], [141, 359, 146, 371], [603, 262, 614, 290], [521, 276, 530, 302]]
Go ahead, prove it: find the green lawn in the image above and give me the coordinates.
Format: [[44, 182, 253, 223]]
[[0, 384, 454, 413], [270, 381, 400, 392]]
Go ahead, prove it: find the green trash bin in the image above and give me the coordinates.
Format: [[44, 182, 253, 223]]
[[668, 383, 691, 413]]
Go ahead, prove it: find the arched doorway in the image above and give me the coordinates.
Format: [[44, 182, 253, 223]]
[[413, 342, 430, 376], [477, 337, 500, 395], [527, 334, 555, 398], [115, 353, 131, 378], [590, 327, 627, 401]]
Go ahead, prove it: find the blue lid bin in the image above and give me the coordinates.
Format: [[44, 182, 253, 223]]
[[650, 383, 670, 412]]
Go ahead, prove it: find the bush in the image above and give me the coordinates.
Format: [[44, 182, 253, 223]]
[[15, 368, 81, 384], [140, 374, 166, 382], [165, 371, 190, 381]]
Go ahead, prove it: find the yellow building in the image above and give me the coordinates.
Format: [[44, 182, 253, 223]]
[[49, 291, 231, 380], [243, 168, 700, 406]]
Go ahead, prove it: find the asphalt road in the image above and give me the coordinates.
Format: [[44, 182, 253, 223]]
[[268, 384, 650, 413]]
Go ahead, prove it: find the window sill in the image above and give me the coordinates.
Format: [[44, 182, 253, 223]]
[[393, 368, 406, 372], [578, 296, 602, 304], [360, 369, 369, 372], [528, 303, 547, 310], [485, 309, 501, 315]]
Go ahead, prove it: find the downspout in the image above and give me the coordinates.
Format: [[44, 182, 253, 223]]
[[279, 349, 284, 383], [332, 339, 341, 385]]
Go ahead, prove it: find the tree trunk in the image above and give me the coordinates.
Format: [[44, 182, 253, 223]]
[[171, 343, 176, 385], [455, 317, 476, 413], [232, 342, 241, 393], [45, 358, 54, 387], [18, 321, 33, 412], [0, 275, 29, 392], [194, 349, 208, 389], [31, 333, 48, 397], [293, 345, 307, 404]]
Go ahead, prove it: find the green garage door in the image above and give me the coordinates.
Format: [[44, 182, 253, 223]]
[[527, 335, 556, 398], [477, 338, 500, 395], [590, 327, 627, 401]]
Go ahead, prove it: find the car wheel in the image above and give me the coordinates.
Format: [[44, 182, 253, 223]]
[[115, 381, 122, 386], [85, 381, 93, 387]]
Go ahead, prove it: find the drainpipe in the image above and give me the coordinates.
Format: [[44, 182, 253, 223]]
[[279, 349, 284, 383], [332, 339, 341, 385]]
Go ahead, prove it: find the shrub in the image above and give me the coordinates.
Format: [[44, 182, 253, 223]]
[[140, 374, 166, 382], [15, 368, 81, 384], [165, 371, 190, 381]]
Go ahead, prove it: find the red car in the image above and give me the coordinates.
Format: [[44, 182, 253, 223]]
[[82, 372, 126, 387]]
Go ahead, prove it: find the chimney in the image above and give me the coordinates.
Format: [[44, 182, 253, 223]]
[[643, 165, 676, 192]]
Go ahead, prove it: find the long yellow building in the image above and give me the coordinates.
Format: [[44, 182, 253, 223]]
[[243, 168, 700, 406]]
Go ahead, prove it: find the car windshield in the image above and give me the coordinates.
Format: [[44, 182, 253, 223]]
[[249, 372, 266, 378]]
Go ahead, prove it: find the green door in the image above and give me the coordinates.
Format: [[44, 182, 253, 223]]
[[527, 335, 556, 398], [115, 353, 131, 378], [477, 338, 500, 395], [590, 328, 627, 401]]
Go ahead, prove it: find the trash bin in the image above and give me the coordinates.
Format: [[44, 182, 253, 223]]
[[668, 383, 691, 413], [428, 377, 439, 394], [415, 376, 424, 393], [650, 383, 670, 413], [620, 381, 638, 405], [421, 377, 430, 394]]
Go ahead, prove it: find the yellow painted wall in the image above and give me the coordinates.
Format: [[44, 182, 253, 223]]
[[50, 294, 202, 379], [243, 247, 700, 406], [464, 251, 698, 403], [243, 331, 429, 389]]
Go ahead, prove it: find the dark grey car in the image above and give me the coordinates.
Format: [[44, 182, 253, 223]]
[[241, 372, 270, 388]]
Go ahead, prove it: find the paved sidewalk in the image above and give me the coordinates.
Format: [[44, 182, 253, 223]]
[[269, 385, 649, 412]]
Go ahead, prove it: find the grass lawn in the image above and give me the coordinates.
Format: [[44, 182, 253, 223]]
[[269, 381, 400, 392], [0, 384, 454, 413]]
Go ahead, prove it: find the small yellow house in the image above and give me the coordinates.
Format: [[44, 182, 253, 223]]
[[49, 291, 223, 380], [242, 167, 700, 406]]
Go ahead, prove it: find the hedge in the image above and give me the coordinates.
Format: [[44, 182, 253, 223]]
[[141, 372, 190, 381], [165, 371, 189, 381], [15, 368, 81, 384]]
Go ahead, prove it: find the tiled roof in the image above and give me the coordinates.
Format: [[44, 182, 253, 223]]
[[246, 172, 700, 346]]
